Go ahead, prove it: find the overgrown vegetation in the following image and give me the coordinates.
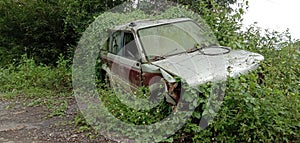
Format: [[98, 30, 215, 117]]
[[0, 0, 126, 66], [182, 43, 300, 142], [0, 0, 240, 66], [0, 55, 72, 116], [0, 0, 299, 142]]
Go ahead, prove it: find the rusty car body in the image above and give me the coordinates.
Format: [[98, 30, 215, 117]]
[[99, 18, 264, 105]]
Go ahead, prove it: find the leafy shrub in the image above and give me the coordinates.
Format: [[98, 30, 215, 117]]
[[0, 55, 72, 99], [180, 41, 300, 142], [0, 0, 67, 65], [0, 0, 126, 66]]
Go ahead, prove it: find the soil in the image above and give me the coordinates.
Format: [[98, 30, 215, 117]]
[[0, 98, 112, 143]]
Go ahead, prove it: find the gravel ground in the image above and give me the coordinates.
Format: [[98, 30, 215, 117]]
[[0, 98, 113, 143]]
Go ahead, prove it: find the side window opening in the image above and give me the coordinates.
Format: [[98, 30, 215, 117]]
[[123, 32, 139, 60], [109, 31, 122, 55], [109, 31, 140, 61]]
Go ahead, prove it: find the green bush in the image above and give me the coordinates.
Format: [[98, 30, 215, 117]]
[[0, 0, 67, 65], [0, 55, 72, 99], [0, 0, 126, 66], [180, 42, 300, 142]]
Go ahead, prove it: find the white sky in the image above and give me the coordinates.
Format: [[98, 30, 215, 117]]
[[242, 0, 300, 40]]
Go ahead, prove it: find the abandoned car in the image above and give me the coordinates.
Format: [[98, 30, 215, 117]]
[[99, 18, 264, 105]]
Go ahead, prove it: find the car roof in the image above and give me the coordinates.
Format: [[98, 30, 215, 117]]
[[111, 18, 192, 32]]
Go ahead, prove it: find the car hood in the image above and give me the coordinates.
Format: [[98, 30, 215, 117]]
[[151, 48, 264, 87]]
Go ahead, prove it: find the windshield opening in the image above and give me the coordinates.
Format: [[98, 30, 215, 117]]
[[137, 20, 215, 60]]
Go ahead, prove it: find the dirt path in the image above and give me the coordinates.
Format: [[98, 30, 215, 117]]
[[0, 98, 111, 143]]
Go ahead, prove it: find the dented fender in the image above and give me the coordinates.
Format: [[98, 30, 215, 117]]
[[141, 64, 180, 105]]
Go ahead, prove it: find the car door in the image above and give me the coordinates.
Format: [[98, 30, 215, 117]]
[[107, 31, 142, 91]]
